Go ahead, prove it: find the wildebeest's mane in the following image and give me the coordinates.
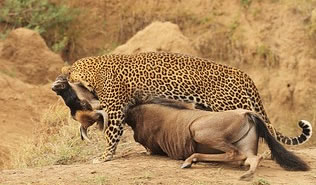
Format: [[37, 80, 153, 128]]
[[123, 95, 194, 127], [126, 95, 194, 111]]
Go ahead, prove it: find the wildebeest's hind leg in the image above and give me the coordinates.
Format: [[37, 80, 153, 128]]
[[239, 156, 263, 180], [234, 121, 262, 181], [181, 142, 247, 168]]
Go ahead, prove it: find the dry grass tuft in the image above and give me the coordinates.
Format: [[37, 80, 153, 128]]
[[7, 103, 107, 168]]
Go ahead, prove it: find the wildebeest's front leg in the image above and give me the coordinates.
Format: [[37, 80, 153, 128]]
[[93, 110, 124, 163], [181, 150, 247, 168], [181, 141, 247, 168]]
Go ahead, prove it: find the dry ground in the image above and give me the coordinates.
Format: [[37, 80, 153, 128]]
[[1, 128, 315, 185]]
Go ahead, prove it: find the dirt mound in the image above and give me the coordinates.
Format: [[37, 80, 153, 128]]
[[112, 21, 197, 55], [0, 28, 64, 84], [0, 72, 59, 168]]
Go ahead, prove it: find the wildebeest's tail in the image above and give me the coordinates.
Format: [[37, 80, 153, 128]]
[[248, 113, 310, 171]]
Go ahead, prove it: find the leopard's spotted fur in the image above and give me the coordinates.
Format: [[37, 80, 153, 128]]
[[63, 52, 312, 161]]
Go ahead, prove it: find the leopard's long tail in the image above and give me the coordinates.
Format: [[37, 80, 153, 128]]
[[253, 104, 312, 145], [272, 120, 312, 145], [245, 76, 312, 146]]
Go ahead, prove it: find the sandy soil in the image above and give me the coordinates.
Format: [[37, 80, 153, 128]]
[[0, 128, 315, 185]]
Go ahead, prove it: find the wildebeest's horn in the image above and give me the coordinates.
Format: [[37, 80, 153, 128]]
[[80, 126, 91, 142], [95, 110, 109, 133], [51, 81, 62, 91]]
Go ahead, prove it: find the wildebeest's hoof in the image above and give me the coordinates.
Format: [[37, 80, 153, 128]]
[[181, 162, 192, 169], [261, 150, 272, 160], [239, 173, 254, 181]]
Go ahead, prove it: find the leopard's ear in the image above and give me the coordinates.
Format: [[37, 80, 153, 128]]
[[61, 66, 71, 77]]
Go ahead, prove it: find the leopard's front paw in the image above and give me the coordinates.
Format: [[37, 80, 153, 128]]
[[92, 154, 113, 164]]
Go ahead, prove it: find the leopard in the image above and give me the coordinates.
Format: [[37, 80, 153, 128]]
[[61, 52, 312, 162]]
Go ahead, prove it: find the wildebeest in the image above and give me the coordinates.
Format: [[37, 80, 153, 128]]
[[51, 75, 108, 141], [124, 97, 310, 180]]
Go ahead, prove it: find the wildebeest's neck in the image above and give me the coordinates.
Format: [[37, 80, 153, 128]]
[[124, 106, 143, 129], [59, 87, 85, 117]]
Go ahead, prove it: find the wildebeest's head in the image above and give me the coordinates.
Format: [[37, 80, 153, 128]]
[[51, 74, 108, 142]]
